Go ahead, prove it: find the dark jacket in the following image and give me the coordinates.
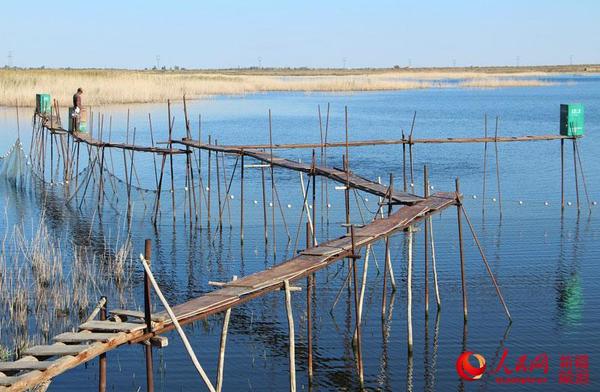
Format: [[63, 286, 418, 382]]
[[73, 92, 82, 108]]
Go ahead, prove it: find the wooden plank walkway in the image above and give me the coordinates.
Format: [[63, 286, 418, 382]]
[[192, 134, 577, 150], [177, 138, 424, 205], [0, 192, 456, 391]]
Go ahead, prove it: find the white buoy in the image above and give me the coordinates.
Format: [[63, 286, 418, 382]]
[[206, 187, 210, 191], [230, 195, 234, 199], [593, 201, 598, 206], [253, 200, 258, 204], [364, 198, 369, 202], [287, 204, 292, 209], [327, 203, 331, 208], [410, 183, 414, 187], [518, 201, 523, 205], [269, 202, 273, 207], [472, 195, 477, 199], [544, 201, 549, 206], [492, 198, 497, 202], [430, 185, 434, 190], [567, 201, 572, 206], [184, 186, 188, 191], [309, 204, 313, 209]]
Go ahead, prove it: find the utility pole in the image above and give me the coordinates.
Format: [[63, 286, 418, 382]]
[[342, 57, 347, 69], [258, 56, 262, 68], [7, 51, 13, 68], [156, 55, 160, 69]]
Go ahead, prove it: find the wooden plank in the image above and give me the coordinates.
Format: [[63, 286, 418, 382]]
[[300, 246, 345, 256], [0, 361, 55, 372], [169, 294, 240, 321], [78, 320, 146, 332], [109, 309, 168, 322], [22, 345, 89, 357], [53, 332, 120, 343]]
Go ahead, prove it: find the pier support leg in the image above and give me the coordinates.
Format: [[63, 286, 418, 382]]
[[283, 280, 296, 392], [456, 178, 468, 322], [429, 219, 441, 310], [240, 153, 244, 244], [424, 166, 429, 318], [572, 139, 580, 212], [99, 298, 107, 392], [561, 139, 565, 210], [350, 227, 364, 383], [407, 226, 414, 354]]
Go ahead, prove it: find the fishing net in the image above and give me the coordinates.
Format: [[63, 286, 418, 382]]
[[0, 139, 28, 188]]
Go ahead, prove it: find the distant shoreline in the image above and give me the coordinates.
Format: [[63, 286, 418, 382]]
[[1, 65, 598, 107]]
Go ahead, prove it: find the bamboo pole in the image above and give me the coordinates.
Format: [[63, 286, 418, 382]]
[[208, 135, 212, 227], [240, 152, 245, 243], [574, 140, 592, 213], [283, 280, 296, 392], [409, 111, 416, 192], [269, 110, 277, 256], [99, 297, 107, 392], [402, 130, 407, 192], [139, 254, 216, 392], [215, 141, 223, 233], [168, 104, 176, 223], [261, 161, 268, 243], [305, 224, 313, 381]]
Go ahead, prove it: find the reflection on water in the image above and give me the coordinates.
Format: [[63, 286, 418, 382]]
[[0, 76, 599, 391]]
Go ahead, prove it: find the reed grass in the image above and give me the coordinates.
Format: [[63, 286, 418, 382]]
[[0, 68, 556, 107]]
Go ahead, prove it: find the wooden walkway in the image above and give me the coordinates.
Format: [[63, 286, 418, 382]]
[[177, 138, 423, 205], [0, 192, 456, 391], [197, 134, 577, 150]]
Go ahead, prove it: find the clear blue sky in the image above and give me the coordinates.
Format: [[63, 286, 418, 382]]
[[1, 0, 599, 69]]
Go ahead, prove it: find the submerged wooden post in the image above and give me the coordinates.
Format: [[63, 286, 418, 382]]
[[429, 218, 441, 310], [208, 135, 212, 227], [456, 178, 468, 322], [144, 239, 155, 392], [261, 162, 268, 243], [99, 297, 107, 392], [283, 280, 296, 392], [402, 130, 407, 192]]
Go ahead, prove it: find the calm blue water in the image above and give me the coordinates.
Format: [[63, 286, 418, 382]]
[[0, 76, 599, 391]]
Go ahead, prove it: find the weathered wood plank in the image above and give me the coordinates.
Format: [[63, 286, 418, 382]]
[[78, 321, 146, 332], [0, 361, 55, 372], [53, 332, 119, 343], [22, 345, 89, 357]]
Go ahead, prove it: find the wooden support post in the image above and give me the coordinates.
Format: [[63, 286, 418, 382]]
[[456, 178, 468, 322], [208, 135, 212, 227], [283, 280, 296, 392], [402, 130, 407, 192], [144, 240, 154, 392], [572, 139, 580, 211], [429, 218, 441, 310], [216, 276, 236, 392], [409, 111, 416, 192], [350, 226, 364, 383], [343, 155, 350, 234], [424, 165, 429, 318], [98, 296, 107, 392], [561, 139, 565, 210], [269, 110, 277, 257], [311, 149, 317, 246], [494, 117, 503, 218], [482, 114, 488, 213], [407, 226, 414, 354], [240, 152, 245, 244], [261, 162, 268, 243], [386, 173, 396, 291], [305, 223, 313, 381], [215, 141, 223, 233], [574, 140, 592, 213], [324, 103, 330, 226], [167, 106, 176, 223]]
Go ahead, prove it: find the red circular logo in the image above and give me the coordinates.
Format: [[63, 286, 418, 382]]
[[456, 351, 486, 381]]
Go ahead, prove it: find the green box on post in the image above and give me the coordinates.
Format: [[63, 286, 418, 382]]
[[560, 104, 584, 137], [36, 94, 51, 114]]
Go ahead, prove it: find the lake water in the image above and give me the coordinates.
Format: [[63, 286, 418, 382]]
[[0, 75, 599, 391]]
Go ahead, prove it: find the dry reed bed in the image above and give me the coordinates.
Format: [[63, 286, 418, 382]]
[[0, 69, 554, 107]]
